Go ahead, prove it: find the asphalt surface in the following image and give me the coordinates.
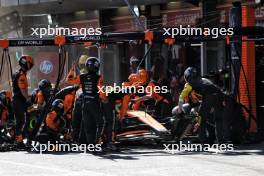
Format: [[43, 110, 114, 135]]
[[0, 143, 264, 176]]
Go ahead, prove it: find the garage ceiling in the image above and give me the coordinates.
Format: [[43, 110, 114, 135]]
[[0, 0, 172, 16]]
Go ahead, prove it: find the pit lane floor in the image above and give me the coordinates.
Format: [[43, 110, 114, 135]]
[[0, 142, 263, 176]]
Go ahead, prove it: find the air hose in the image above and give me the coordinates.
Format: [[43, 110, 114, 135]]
[[0, 49, 13, 90], [229, 39, 257, 131]]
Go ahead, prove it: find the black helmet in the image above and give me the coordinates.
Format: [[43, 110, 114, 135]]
[[19, 55, 34, 71], [184, 67, 199, 83], [52, 99, 64, 113], [0, 92, 6, 104], [38, 79, 52, 91], [85, 57, 100, 73]]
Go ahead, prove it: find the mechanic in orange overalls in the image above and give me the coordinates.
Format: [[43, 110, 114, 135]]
[[31, 79, 52, 110], [55, 86, 79, 120], [45, 99, 68, 141], [119, 73, 140, 120], [132, 69, 172, 117], [12, 55, 34, 145]]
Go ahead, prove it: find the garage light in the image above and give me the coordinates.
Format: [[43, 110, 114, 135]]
[[134, 6, 139, 17], [48, 14, 52, 24]]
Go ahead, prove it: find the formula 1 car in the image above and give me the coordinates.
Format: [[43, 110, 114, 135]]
[[108, 93, 176, 144], [116, 110, 173, 143]]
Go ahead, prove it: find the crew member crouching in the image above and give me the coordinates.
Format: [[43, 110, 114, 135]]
[[0, 91, 13, 143], [45, 99, 69, 142], [177, 67, 229, 144], [34, 79, 52, 110]]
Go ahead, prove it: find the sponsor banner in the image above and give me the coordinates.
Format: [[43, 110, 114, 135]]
[[163, 5, 264, 26], [35, 52, 66, 83], [69, 19, 100, 29], [255, 7, 264, 21], [219, 5, 264, 23], [111, 16, 146, 32], [9, 39, 54, 46], [162, 8, 201, 27]]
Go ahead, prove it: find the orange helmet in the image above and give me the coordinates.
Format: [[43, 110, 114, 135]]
[[138, 69, 148, 84], [128, 73, 139, 84], [19, 55, 34, 70]]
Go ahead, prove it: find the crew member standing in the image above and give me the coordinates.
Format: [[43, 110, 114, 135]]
[[12, 55, 34, 146], [66, 57, 105, 147]]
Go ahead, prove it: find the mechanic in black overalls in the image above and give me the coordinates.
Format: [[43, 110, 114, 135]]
[[101, 102, 117, 150], [12, 55, 34, 146], [66, 57, 105, 146], [177, 67, 230, 144]]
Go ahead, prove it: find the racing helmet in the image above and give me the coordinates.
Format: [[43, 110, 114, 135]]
[[128, 73, 139, 84], [19, 55, 34, 71], [138, 69, 148, 84], [38, 79, 52, 91], [184, 67, 199, 83], [0, 90, 12, 105], [85, 57, 100, 73], [51, 99, 64, 113], [78, 54, 89, 74], [130, 56, 139, 66]]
